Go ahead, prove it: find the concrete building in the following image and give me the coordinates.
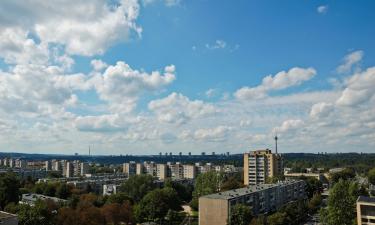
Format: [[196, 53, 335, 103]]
[[169, 163, 184, 179], [123, 162, 137, 177], [0, 211, 18, 225], [136, 163, 145, 175], [80, 162, 89, 176], [357, 196, 375, 225], [20, 193, 67, 206], [103, 184, 120, 196], [183, 165, 197, 179], [156, 164, 167, 180], [199, 180, 305, 225], [243, 149, 283, 185]]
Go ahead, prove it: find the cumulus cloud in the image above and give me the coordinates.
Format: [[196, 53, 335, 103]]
[[336, 67, 375, 106], [317, 5, 328, 14], [75, 114, 123, 132], [148, 92, 216, 124], [310, 102, 334, 118], [194, 126, 232, 142], [0, 0, 141, 56], [91, 59, 108, 71], [273, 119, 304, 134], [94, 61, 176, 112], [235, 67, 316, 100], [337, 50, 364, 74]]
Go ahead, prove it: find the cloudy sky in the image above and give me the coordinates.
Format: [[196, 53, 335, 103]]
[[0, 0, 374, 155]]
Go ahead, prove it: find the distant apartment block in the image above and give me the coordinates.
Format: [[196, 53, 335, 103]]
[[124, 161, 237, 180], [199, 180, 306, 225], [357, 196, 375, 225], [243, 149, 283, 185], [20, 193, 67, 206]]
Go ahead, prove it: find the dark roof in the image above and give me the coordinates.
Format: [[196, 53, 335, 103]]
[[357, 196, 375, 203]]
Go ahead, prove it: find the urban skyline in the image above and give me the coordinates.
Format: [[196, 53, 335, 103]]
[[0, 0, 374, 155]]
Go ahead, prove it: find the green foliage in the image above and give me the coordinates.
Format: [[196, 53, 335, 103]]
[[119, 174, 155, 202], [0, 172, 20, 209], [368, 168, 375, 185], [330, 168, 356, 184], [299, 176, 323, 198], [221, 176, 244, 191], [308, 194, 322, 214], [191, 171, 225, 210], [267, 212, 288, 225], [17, 200, 55, 225], [164, 179, 193, 202], [229, 204, 253, 225], [135, 187, 182, 223], [320, 179, 358, 225], [56, 183, 72, 199], [105, 192, 133, 205]]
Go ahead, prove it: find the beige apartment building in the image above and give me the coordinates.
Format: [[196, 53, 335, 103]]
[[199, 180, 305, 225], [357, 196, 375, 225], [243, 149, 283, 185]]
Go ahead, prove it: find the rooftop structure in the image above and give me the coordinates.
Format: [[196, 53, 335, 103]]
[[20, 193, 67, 206]]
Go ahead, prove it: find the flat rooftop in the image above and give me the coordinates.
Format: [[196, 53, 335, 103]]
[[358, 196, 375, 204], [201, 180, 304, 200]]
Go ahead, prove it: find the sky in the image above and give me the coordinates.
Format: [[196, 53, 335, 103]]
[[0, 0, 374, 155]]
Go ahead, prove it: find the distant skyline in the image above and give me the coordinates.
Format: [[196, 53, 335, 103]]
[[0, 0, 374, 155]]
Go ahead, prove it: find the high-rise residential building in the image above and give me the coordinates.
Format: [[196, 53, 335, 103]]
[[80, 162, 89, 176], [243, 149, 283, 185], [169, 162, 183, 179], [199, 180, 305, 225], [123, 162, 137, 177], [136, 163, 144, 175], [183, 165, 197, 179], [357, 196, 375, 225], [45, 161, 51, 171], [65, 162, 74, 178], [156, 164, 167, 180]]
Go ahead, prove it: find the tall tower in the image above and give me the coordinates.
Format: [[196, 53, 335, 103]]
[[274, 135, 278, 154]]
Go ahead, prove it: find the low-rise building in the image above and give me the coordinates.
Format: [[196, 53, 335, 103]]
[[20, 193, 67, 206], [357, 196, 375, 225], [199, 180, 306, 225]]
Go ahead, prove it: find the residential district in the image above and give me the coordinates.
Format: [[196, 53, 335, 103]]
[[0, 148, 374, 225]]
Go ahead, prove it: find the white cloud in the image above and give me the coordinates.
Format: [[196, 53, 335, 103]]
[[148, 92, 216, 124], [194, 126, 232, 142], [310, 102, 334, 118], [336, 67, 375, 106], [91, 59, 108, 71], [94, 61, 176, 112], [205, 88, 217, 98], [0, 28, 49, 65], [75, 114, 123, 132], [235, 67, 316, 100], [273, 119, 304, 134], [0, 0, 142, 56], [317, 5, 328, 14], [206, 40, 227, 50], [337, 50, 364, 73]]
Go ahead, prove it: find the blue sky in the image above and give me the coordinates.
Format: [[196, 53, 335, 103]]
[[0, 0, 374, 154]]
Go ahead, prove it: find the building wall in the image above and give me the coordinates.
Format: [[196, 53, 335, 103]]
[[357, 201, 375, 225], [243, 153, 250, 185], [199, 198, 228, 225]]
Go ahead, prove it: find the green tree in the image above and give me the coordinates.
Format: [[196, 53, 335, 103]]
[[229, 204, 253, 225], [368, 168, 375, 185], [120, 174, 155, 202], [267, 212, 287, 225], [191, 171, 224, 210], [17, 200, 55, 225], [298, 176, 323, 198], [320, 179, 356, 225], [106, 192, 133, 204], [135, 187, 182, 223], [0, 172, 20, 209], [56, 183, 71, 199], [164, 179, 193, 202], [330, 168, 355, 184], [221, 176, 243, 191], [308, 193, 322, 214]]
